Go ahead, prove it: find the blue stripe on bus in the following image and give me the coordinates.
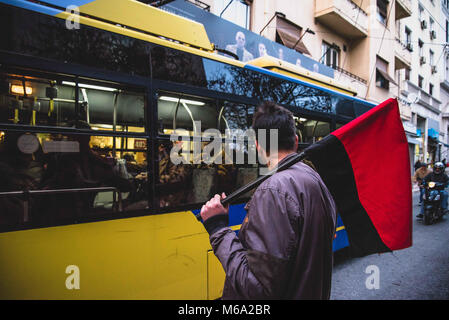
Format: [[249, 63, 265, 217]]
[[0, 0, 62, 15], [333, 215, 350, 251], [194, 205, 349, 250], [244, 64, 376, 108], [192, 203, 247, 227]]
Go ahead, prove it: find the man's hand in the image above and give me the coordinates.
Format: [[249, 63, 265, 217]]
[[200, 193, 228, 222]]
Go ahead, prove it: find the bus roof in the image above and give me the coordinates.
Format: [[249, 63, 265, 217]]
[[247, 56, 357, 97], [3, 0, 366, 103]]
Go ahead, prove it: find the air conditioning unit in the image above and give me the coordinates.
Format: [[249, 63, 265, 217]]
[[421, 20, 428, 30], [420, 56, 426, 65], [430, 30, 437, 40], [431, 65, 437, 74], [406, 42, 413, 52]]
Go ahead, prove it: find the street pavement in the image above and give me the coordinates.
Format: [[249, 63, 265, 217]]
[[330, 191, 449, 300]]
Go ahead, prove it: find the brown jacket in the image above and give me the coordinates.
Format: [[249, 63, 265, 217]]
[[204, 153, 337, 299]]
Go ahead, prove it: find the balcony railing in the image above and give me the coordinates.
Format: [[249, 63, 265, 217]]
[[332, 65, 367, 84], [315, 0, 368, 39], [394, 38, 412, 69]]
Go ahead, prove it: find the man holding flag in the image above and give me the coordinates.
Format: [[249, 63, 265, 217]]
[[200, 101, 337, 299], [200, 98, 412, 300]]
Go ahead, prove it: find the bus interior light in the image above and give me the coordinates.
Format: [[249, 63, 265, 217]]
[[159, 96, 205, 106], [62, 81, 118, 92], [11, 84, 32, 95]]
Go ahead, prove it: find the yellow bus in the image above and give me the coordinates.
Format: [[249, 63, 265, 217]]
[[0, 0, 375, 299]]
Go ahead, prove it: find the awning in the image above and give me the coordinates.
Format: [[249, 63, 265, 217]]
[[276, 17, 311, 55], [428, 128, 439, 139], [376, 68, 398, 85]]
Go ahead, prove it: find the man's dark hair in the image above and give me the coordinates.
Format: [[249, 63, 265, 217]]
[[252, 101, 296, 153]]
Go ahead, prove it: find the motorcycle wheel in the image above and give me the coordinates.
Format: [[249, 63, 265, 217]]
[[423, 209, 432, 225]]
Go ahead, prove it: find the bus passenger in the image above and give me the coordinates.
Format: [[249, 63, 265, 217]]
[[158, 142, 192, 208], [0, 132, 44, 227], [37, 121, 133, 224], [200, 102, 337, 299]]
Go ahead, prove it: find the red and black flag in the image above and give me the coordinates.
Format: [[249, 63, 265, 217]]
[[305, 98, 412, 257]]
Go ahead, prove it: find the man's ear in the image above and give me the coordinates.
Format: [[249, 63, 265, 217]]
[[294, 134, 299, 151]]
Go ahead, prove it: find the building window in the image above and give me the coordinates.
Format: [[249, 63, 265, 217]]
[[430, 49, 434, 66], [405, 68, 410, 81], [321, 41, 339, 69], [213, 0, 250, 29], [446, 54, 449, 81], [404, 26, 413, 51], [377, 0, 388, 25], [418, 39, 424, 56], [418, 3, 424, 20], [429, 83, 434, 96], [375, 56, 391, 90], [405, 26, 412, 44], [446, 20, 448, 43], [418, 75, 424, 88]]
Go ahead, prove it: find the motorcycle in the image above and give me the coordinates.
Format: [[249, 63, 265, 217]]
[[421, 181, 447, 225]]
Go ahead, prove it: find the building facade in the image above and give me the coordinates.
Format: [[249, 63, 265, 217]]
[[439, 0, 449, 163]]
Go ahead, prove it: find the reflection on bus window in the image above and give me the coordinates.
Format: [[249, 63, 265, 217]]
[[294, 117, 330, 144], [0, 73, 145, 133], [0, 127, 149, 230], [157, 93, 217, 135], [157, 138, 258, 210], [219, 101, 255, 133]]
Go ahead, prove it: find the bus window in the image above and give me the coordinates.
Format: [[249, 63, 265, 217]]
[[0, 130, 150, 228], [0, 73, 145, 133], [219, 101, 255, 133], [294, 117, 331, 145], [89, 136, 149, 212], [157, 139, 249, 209], [157, 96, 258, 210], [157, 92, 217, 135]]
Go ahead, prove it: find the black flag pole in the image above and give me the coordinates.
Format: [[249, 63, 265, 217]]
[[195, 151, 306, 221]]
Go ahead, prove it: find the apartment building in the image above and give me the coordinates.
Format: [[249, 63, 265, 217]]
[[439, 0, 449, 162], [398, 0, 445, 169]]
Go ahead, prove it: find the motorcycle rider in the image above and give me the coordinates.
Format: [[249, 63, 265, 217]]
[[417, 162, 449, 218]]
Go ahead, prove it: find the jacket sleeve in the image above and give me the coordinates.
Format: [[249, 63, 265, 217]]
[[444, 174, 449, 188], [205, 187, 300, 299]]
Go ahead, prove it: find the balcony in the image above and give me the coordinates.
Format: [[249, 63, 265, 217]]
[[398, 101, 412, 121], [394, 38, 411, 70], [395, 0, 412, 20], [315, 0, 368, 39]]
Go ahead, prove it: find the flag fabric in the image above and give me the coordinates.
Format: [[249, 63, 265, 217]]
[[304, 98, 412, 257]]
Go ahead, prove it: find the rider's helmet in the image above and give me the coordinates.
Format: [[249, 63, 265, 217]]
[[434, 162, 445, 174]]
